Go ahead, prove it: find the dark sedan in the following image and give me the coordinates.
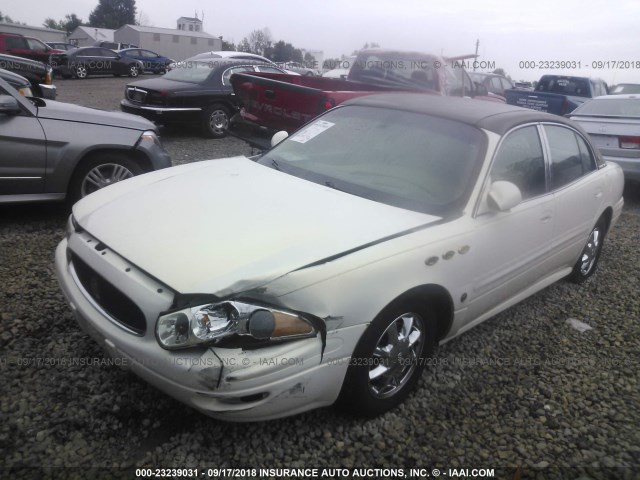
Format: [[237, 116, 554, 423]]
[[120, 58, 286, 138], [50, 47, 144, 79], [0, 53, 56, 99], [118, 48, 174, 74]]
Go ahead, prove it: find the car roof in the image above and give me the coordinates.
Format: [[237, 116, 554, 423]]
[[203, 51, 267, 58], [342, 93, 577, 135], [191, 58, 275, 67], [468, 71, 504, 79], [593, 94, 640, 100], [119, 48, 153, 52], [72, 46, 114, 52], [189, 51, 272, 62]]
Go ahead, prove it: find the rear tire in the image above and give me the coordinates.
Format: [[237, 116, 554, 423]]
[[568, 216, 607, 283], [128, 64, 141, 77], [201, 104, 230, 138], [74, 64, 88, 79], [337, 301, 435, 417], [68, 153, 143, 204]]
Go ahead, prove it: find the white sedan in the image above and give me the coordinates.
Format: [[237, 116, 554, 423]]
[[55, 94, 624, 421]]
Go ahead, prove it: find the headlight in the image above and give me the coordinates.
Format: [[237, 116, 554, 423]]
[[137, 130, 162, 148], [156, 301, 316, 350], [18, 86, 33, 97], [45, 65, 53, 85]]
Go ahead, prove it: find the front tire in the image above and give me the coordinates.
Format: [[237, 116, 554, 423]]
[[337, 301, 435, 417], [201, 104, 230, 138], [68, 153, 143, 204], [568, 216, 607, 283]]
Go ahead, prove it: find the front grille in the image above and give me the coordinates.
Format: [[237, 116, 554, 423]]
[[126, 86, 148, 103], [71, 253, 146, 335]]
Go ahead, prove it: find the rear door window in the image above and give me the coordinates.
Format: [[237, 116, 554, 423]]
[[544, 125, 595, 189]]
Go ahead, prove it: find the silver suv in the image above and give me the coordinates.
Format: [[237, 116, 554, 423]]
[[0, 77, 171, 204]]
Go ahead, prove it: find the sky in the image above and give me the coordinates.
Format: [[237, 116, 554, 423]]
[[5, 0, 640, 84]]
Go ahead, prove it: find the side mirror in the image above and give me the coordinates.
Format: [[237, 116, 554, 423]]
[[487, 181, 522, 211], [0, 95, 21, 115], [271, 130, 288, 147]]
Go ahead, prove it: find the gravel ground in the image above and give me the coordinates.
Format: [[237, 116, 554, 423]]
[[1, 77, 639, 480]]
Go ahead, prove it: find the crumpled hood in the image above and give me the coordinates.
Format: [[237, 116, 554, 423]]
[[73, 157, 440, 295], [37, 100, 155, 130]]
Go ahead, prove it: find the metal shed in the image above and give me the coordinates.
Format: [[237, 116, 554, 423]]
[[68, 26, 115, 47], [114, 25, 222, 61], [0, 22, 66, 42]]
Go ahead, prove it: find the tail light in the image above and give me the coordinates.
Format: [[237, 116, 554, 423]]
[[320, 98, 336, 112], [619, 136, 640, 149], [560, 99, 570, 115]]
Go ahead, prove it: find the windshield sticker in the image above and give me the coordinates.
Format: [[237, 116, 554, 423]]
[[290, 120, 335, 144]]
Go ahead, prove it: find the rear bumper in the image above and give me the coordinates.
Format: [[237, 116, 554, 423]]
[[604, 155, 640, 182]]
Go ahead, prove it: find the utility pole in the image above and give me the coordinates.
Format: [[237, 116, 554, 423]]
[[474, 39, 479, 71]]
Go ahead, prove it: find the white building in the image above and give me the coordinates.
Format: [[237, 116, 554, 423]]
[[177, 17, 202, 33], [301, 49, 324, 70], [0, 22, 66, 42], [115, 24, 221, 61], [69, 26, 115, 47]]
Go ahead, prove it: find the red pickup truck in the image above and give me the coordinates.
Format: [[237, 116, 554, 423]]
[[231, 49, 503, 132]]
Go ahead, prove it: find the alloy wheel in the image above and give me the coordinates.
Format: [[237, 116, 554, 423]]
[[579, 226, 601, 276], [81, 163, 135, 197], [369, 312, 425, 399]]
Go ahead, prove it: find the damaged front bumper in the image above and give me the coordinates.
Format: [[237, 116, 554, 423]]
[[55, 236, 359, 421]]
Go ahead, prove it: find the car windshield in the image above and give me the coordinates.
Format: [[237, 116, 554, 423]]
[[572, 98, 640, 117], [537, 77, 591, 97], [258, 105, 486, 216], [468, 72, 486, 82], [163, 61, 214, 83], [349, 52, 441, 91]]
